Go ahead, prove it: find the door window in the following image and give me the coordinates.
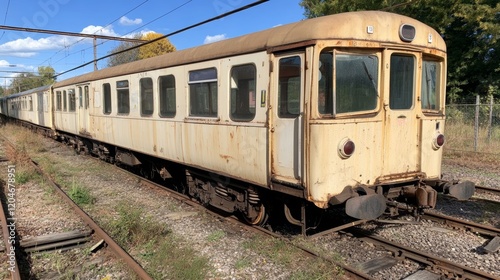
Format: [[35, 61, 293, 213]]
[[278, 56, 301, 118]]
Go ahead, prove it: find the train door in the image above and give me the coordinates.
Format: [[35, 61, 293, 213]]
[[270, 52, 305, 185], [37, 92, 45, 126], [382, 51, 420, 174], [77, 85, 89, 134]]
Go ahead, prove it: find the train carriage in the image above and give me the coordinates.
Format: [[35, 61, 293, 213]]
[[8, 11, 475, 233], [3, 85, 53, 131]]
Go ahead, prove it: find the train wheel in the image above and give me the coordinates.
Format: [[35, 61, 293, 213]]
[[243, 204, 268, 226]]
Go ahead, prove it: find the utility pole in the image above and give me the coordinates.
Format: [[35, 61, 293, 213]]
[[0, 25, 148, 72]]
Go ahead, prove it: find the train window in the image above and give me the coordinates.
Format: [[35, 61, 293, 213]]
[[189, 68, 217, 117], [140, 78, 154, 116], [421, 59, 441, 111], [56, 91, 62, 111], [103, 83, 112, 114], [68, 89, 76, 112], [390, 54, 414, 110], [78, 87, 83, 108], [159, 75, 176, 118], [335, 53, 378, 114], [117, 80, 130, 115], [84, 86, 89, 109], [29, 96, 33, 111], [44, 94, 48, 112], [318, 53, 333, 114], [63, 90, 67, 111], [230, 64, 256, 122], [278, 56, 301, 118]]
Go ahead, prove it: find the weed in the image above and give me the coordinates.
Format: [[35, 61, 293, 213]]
[[106, 202, 169, 249], [141, 235, 210, 280], [68, 181, 95, 205], [206, 230, 225, 242]]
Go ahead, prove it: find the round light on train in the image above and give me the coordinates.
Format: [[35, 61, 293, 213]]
[[399, 24, 416, 42], [432, 133, 445, 150], [338, 138, 355, 159]]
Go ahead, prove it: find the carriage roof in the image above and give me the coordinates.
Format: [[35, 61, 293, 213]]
[[54, 11, 445, 88]]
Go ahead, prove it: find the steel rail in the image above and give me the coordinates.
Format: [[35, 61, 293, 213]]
[[0, 182, 21, 280], [475, 185, 500, 197], [0, 135, 152, 280], [29, 160, 153, 280], [349, 228, 498, 280], [107, 162, 375, 280], [422, 210, 500, 238]]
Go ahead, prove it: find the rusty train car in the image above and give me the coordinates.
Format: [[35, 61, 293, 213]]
[[0, 11, 475, 233]]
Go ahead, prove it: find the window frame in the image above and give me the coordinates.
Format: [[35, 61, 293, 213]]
[[56, 91, 62, 111], [140, 78, 154, 117], [103, 83, 112, 115], [421, 56, 443, 115], [229, 63, 257, 122], [188, 67, 218, 118], [117, 80, 130, 115], [389, 53, 416, 110], [68, 89, 76, 112], [158, 75, 176, 118], [317, 48, 380, 118]]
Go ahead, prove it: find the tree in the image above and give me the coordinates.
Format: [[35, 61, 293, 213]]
[[9, 66, 56, 93], [107, 33, 176, 67], [299, 0, 500, 102], [107, 34, 142, 68], [138, 32, 176, 60]]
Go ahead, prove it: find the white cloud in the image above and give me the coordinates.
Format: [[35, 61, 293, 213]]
[[119, 16, 143, 26], [80, 25, 119, 37], [204, 34, 227, 44], [0, 25, 121, 57], [0, 60, 10, 67]]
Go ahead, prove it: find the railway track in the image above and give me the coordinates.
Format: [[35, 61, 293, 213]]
[[107, 159, 375, 280], [1, 124, 498, 279], [475, 185, 500, 197], [77, 144, 500, 280], [0, 135, 153, 280]]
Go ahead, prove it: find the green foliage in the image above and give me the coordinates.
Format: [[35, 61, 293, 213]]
[[299, 0, 500, 102], [9, 66, 56, 94], [107, 202, 169, 249], [143, 238, 210, 280], [68, 183, 95, 205]]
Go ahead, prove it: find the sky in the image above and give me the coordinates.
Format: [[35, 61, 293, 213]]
[[0, 0, 305, 87]]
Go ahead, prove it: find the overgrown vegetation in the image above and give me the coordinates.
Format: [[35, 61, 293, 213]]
[[242, 236, 344, 279], [68, 181, 95, 205], [104, 202, 211, 279]]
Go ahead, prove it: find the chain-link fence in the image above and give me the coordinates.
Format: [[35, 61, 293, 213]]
[[445, 96, 500, 154]]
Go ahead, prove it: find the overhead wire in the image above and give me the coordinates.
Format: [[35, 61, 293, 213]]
[[38, 0, 150, 67], [54, 0, 269, 78], [50, 0, 194, 68], [0, 0, 11, 41]]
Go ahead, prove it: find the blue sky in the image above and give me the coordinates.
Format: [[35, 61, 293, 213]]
[[0, 0, 305, 86]]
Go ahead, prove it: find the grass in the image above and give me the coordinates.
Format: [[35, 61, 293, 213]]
[[206, 230, 225, 242], [242, 236, 344, 279], [445, 122, 500, 154], [68, 180, 95, 206], [103, 202, 211, 279]]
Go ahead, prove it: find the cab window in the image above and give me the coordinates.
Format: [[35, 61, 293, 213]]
[[318, 50, 378, 115], [421, 59, 441, 112]]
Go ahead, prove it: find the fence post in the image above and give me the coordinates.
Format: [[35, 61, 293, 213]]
[[487, 95, 493, 142], [474, 95, 480, 152]]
